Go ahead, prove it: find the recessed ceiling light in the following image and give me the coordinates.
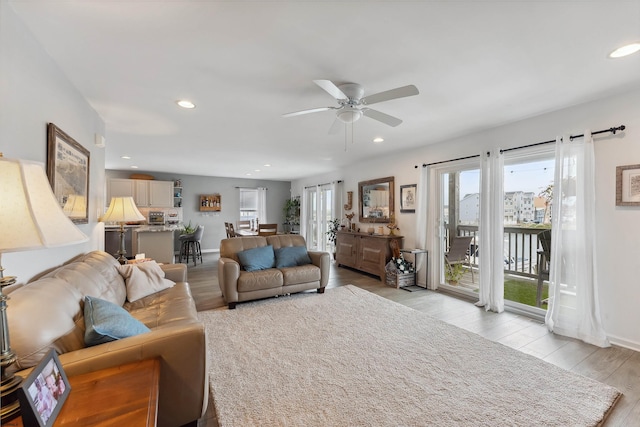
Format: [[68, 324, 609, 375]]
[[121, 155, 131, 160], [609, 43, 640, 58], [263, 164, 271, 167], [373, 137, 384, 143], [131, 165, 139, 169], [254, 169, 261, 172], [245, 173, 252, 176], [176, 100, 196, 109]]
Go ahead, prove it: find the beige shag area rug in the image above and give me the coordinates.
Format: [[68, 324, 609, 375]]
[[199, 285, 620, 427]]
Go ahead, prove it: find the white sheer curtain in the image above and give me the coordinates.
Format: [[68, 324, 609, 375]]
[[476, 150, 504, 313], [330, 181, 343, 221], [421, 166, 440, 290], [415, 166, 429, 286], [300, 189, 308, 240], [257, 187, 267, 223], [545, 132, 609, 347]]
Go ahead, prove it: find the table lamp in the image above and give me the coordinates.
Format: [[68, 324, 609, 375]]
[[62, 194, 87, 220], [0, 155, 88, 421], [100, 197, 145, 264]]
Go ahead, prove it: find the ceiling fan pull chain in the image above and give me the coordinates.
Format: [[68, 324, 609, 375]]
[[344, 123, 347, 152]]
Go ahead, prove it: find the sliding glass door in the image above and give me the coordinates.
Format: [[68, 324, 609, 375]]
[[438, 164, 481, 296], [502, 148, 554, 310]]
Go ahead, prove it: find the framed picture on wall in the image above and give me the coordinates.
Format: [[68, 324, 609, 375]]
[[616, 164, 640, 206], [18, 349, 71, 427], [47, 123, 90, 224], [400, 184, 417, 213]]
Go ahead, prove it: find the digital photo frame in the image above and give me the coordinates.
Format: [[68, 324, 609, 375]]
[[17, 349, 71, 427]]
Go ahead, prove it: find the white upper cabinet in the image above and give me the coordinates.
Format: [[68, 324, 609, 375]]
[[106, 179, 135, 202], [148, 181, 173, 207], [107, 179, 174, 207], [135, 180, 149, 207]]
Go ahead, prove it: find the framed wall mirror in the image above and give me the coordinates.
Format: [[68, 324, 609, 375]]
[[358, 176, 394, 223]]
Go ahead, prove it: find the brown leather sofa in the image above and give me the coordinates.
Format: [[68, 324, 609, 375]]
[[218, 234, 330, 308], [7, 251, 208, 427]]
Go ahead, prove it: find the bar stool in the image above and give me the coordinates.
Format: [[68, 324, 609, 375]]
[[179, 225, 204, 266]]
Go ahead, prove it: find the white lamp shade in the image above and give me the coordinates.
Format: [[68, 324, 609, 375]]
[[63, 194, 87, 219], [101, 197, 145, 223], [0, 157, 89, 253]]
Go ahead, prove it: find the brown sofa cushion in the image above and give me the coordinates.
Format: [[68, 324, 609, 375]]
[[281, 264, 321, 286], [125, 282, 198, 329], [237, 269, 283, 292]]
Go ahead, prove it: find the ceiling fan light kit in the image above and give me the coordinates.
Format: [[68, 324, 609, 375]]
[[337, 107, 363, 124]]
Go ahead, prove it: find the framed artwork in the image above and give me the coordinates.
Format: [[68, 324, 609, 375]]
[[400, 184, 417, 213], [18, 349, 71, 427], [47, 123, 90, 224], [616, 164, 640, 206]]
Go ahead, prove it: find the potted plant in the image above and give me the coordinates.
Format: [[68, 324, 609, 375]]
[[445, 263, 465, 285], [283, 197, 301, 233], [326, 218, 341, 259], [181, 220, 197, 235]]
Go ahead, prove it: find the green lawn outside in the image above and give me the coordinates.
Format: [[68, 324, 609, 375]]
[[504, 277, 548, 308], [472, 276, 548, 308]]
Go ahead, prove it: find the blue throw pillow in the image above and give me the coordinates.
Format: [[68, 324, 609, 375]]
[[237, 245, 276, 272], [275, 246, 312, 268], [84, 296, 150, 347]]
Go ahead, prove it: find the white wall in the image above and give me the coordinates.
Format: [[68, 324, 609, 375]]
[[0, 3, 106, 283], [106, 170, 292, 251], [293, 86, 640, 351]]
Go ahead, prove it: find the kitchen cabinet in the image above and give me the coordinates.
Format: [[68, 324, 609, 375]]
[[106, 179, 173, 208], [107, 179, 136, 202], [336, 231, 403, 281], [148, 181, 173, 207]]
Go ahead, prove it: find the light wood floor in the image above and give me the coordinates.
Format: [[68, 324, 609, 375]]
[[186, 253, 640, 427]]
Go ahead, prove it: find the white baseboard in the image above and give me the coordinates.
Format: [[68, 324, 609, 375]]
[[607, 334, 640, 352], [202, 249, 219, 254]]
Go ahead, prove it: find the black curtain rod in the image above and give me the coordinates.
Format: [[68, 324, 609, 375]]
[[413, 154, 480, 168], [499, 125, 626, 155], [415, 125, 626, 168], [304, 180, 343, 189]]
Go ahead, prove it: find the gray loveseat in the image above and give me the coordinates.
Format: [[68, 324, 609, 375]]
[[218, 234, 330, 308], [7, 250, 208, 427]]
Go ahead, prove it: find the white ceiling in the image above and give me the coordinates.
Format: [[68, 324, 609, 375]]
[[9, 0, 640, 181]]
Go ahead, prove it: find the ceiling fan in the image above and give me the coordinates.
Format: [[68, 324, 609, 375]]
[[283, 80, 419, 133]]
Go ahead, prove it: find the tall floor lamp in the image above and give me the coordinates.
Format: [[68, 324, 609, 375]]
[[101, 197, 145, 264], [0, 155, 88, 421]]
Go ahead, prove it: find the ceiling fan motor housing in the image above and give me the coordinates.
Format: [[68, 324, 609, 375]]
[[337, 83, 365, 102], [336, 83, 365, 123]]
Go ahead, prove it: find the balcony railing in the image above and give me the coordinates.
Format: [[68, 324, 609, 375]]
[[449, 224, 551, 279]]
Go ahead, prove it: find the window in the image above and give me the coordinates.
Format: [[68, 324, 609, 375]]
[[239, 188, 258, 221]]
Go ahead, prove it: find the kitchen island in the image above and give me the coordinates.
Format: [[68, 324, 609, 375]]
[[133, 225, 180, 264]]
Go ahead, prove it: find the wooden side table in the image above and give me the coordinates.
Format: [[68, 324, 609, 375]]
[[7, 358, 160, 427]]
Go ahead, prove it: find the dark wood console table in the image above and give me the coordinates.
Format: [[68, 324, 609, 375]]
[[335, 231, 403, 281]]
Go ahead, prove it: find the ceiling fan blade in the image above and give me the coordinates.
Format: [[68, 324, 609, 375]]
[[313, 80, 348, 100], [328, 117, 342, 134], [362, 108, 403, 127], [282, 107, 333, 118], [362, 85, 419, 105]]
